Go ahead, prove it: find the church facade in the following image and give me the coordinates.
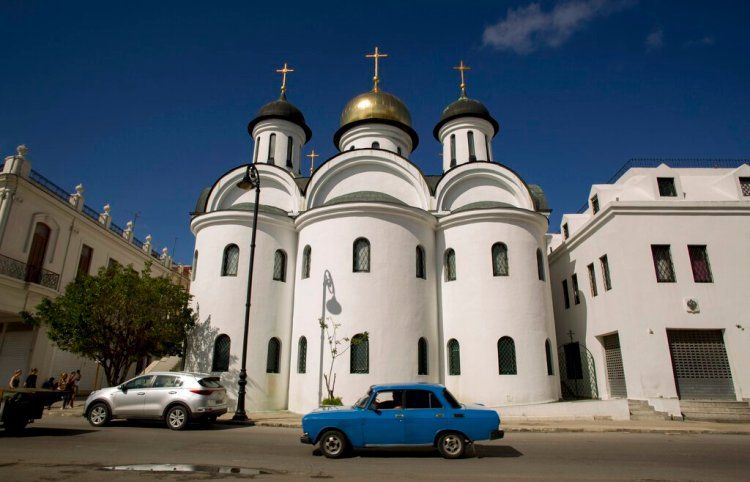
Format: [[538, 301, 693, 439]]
[[186, 53, 561, 412]]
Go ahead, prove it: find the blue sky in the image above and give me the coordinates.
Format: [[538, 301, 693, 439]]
[[1, 1, 748, 263]]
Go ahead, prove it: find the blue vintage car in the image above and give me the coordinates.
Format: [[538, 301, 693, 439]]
[[300, 383, 503, 458]]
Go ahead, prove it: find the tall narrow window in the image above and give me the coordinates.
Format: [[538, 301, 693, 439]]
[[416, 245, 426, 279], [301, 245, 311, 279], [192, 250, 198, 281], [417, 337, 428, 375], [212, 334, 230, 372], [77, 244, 93, 277], [353, 238, 370, 272], [273, 249, 287, 282], [447, 339, 461, 375], [444, 248, 456, 281], [397, 146, 402, 156], [254, 136, 260, 163], [571, 274, 580, 304], [221, 244, 239, 276], [26, 222, 51, 283], [371, 141, 380, 149], [286, 137, 293, 168], [587, 263, 598, 297], [740, 177, 750, 196], [657, 177, 677, 197], [497, 337, 517, 375], [485, 137, 491, 161], [492, 242, 509, 276], [266, 337, 281, 373], [467, 131, 476, 161], [600, 254, 612, 291], [545, 339, 554, 375], [537, 249, 545, 281], [350, 334, 369, 373], [562, 223, 570, 240], [449, 134, 456, 167], [297, 336, 307, 374], [688, 245, 713, 283], [562, 279, 570, 309], [267, 133, 276, 164], [651, 245, 675, 282], [591, 195, 600, 214]]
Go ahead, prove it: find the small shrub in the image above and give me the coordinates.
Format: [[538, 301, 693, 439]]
[[321, 397, 343, 406]]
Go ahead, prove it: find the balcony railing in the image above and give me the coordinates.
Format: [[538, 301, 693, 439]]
[[0, 254, 61, 291]]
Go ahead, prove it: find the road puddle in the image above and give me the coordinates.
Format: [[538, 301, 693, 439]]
[[102, 464, 278, 475]]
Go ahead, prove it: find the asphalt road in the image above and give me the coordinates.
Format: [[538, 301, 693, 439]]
[[1, 417, 749, 481]]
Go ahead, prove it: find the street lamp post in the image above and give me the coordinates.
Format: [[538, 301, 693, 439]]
[[233, 164, 260, 421]]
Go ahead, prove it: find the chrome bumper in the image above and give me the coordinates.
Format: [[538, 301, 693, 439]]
[[490, 429, 504, 440]]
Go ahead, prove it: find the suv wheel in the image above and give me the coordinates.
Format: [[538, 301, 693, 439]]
[[437, 432, 466, 459], [319, 430, 349, 459], [165, 405, 189, 431], [87, 402, 111, 427]]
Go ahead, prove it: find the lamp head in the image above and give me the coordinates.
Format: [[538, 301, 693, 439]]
[[237, 165, 259, 190]]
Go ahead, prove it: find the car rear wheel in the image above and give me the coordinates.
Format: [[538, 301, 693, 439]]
[[319, 430, 349, 459], [165, 405, 189, 431], [87, 403, 111, 427], [437, 432, 466, 459]]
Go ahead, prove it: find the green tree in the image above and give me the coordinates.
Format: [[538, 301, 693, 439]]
[[23, 263, 195, 386]]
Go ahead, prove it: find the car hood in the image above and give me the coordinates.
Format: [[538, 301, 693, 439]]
[[303, 406, 359, 418]]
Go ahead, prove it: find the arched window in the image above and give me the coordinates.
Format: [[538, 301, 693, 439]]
[[397, 146, 402, 156], [417, 337, 428, 375], [545, 339, 554, 375], [497, 337, 517, 375], [349, 145, 355, 151], [26, 222, 51, 283], [537, 249, 545, 281], [492, 243, 509, 277], [254, 136, 260, 163], [450, 134, 456, 167], [286, 137, 293, 168], [444, 248, 456, 281], [468, 131, 476, 161], [192, 250, 198, 281], [268, 133, 276, 164], [212, 334, 230, 372], [273, 249, 287, 282], [297, 336, 307, 374], [301, 245, 311, 279], [350, 333, 369, 373], [371, 141, 380, 149], [266, 338, 281, 373], [448, 339, 461, 375], [221, 244, 239, 276], [416, 245, 426, 279], [353, 238, 370, 272]]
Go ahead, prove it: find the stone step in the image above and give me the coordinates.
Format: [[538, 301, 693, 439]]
[[680, 400, 750, 409], [681, 413, 750, 423], [682, 407, 750, 414]]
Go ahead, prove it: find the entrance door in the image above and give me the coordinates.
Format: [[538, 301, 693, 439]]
[[603, 333, 627, 398], [26, 223, 51, 283], [667, 329, 735, 400]]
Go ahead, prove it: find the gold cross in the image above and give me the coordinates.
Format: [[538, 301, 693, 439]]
[[453, 60, 471, 98], [275, 62, 295, 97], [365, 46, 388, 92], [306, 149, 320, 175]]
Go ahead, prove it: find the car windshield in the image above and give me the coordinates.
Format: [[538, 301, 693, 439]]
[[353, 389, 372, 409], [198, 377, 223, 388]]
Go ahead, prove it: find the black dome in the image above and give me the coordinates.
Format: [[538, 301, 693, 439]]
[[247, 96, 312, 142], [433, 97, 499, 140]]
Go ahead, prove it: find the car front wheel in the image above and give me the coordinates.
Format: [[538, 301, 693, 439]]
[[319, 430, 349, 459], [437, 432, 466, 459], [165, 405, 189, 431], [87, 402, 111, 427]]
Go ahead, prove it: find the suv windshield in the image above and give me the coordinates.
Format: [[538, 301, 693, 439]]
[[198, 377, 223, 388]]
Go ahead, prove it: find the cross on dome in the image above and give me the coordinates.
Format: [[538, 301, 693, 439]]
[[365, 46, 388, 93], [453, 60, 471, 98], [275, 62, 295, 98], [306, 149, 319, 175]]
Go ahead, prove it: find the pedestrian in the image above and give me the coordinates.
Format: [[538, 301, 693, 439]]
[[42, 377, 55, 389], [65, 370, 77, 408], [73, 369, 82, 400], [24, 368, 39, 388], [57, 372, 69, 408], [8, 369, 22, 389]]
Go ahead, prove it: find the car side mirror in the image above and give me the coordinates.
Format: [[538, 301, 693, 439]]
[[119, 385, 127, 393], [368, 405, 380, 415]]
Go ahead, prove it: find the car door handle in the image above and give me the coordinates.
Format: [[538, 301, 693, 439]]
[[395, 414, 404, 419], [137, 392, 146, 396], [435, 413, 444, 418], [168, 391, 177, 394]]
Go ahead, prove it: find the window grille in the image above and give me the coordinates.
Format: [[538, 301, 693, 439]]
[[545, 339, 554, 375], [562, 279, 570, 309], [266, 337, 281, 373], [286, 137, 293, 168], [497, 337, 517, 375], [492, 243, 509, 277], [600, 254, 612, 290], [563, 223, 570, 240], [740, 177, 750, 196], [221, 244, 239, 276], [192, 250, 198, 281], [450, 134, 456, 165], [688, 245, 713, 283], [416, 245, 426, 279], [587, 263, 598, 297], [444, 248, 456, 281], [301, 245, 311, 279], [571, 274, 580, 304], [536, 249, 545, 281], [657, 177, 677, 197], [353, 238, 370, 272], [273, 249, 286, 281], [297, 336, 307, 374], [651, 245, 675, 282], [468, 131, 476, 161], [417, 338, 428, 375], [350, 334, 369, 373], [212, 335, 230, 372], [268, 133, 276, 163], [591, 195, 600, 214], [447, 339, 461, 375]]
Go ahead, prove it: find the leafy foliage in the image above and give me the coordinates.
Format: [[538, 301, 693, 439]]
[[23, 263, 195, 386], [321, 397, 343, 406]]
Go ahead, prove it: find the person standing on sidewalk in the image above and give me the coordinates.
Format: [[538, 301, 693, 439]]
[[65, 371, 77, 408], [24, 368, 38, 388], [57, 372, 69, 408], [8, 369, 22, 389]]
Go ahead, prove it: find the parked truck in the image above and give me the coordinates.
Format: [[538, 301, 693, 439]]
[[0, 388, 62, 433]]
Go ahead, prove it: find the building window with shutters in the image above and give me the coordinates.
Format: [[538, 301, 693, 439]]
[[492, 242, 509, 276], [266, 338, 281, 373], [286, 137, 293, 168], [688, 245, 713, 283], [447, 339, 461, 375], [600, 254, 612, 291], [587, 263, 598, 297], [353, 238, 370, 272], [497, 337, 517, 375], [212, 334, 230, 372], [657, 177, 677, 197], [297, 336, 307, 374], [417, 337, 428, 375], [221, 244, 239, 277], [450, 134, 456, 167], [545, 339, 554, 375], [444, 248, 456, 281], [77, 244, 93, 277], [301, 245, 311, 279], [273, 250, 287, 282], [591, 195, 600, 214], [651, 245, 676, 282], [537, 249, 545, 281], [26, 222, 51, 284], [468, 131, 476, 161], [267, 133, 276, 163], [562, 279, 570, 309], [740, 177, 750, 196], [350, 333, 369, 373], [571, 274, 580, 304], [416, 245, 426, 279]]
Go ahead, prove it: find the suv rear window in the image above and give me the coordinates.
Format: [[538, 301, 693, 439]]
[[442, 389, 461, 409], [198, 377, 223, 388]]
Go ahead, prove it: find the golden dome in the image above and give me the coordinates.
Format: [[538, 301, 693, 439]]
[[339, 90, 412, 128]]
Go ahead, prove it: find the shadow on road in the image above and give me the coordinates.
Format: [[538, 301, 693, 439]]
[[104, 419, 251, 431], [474, 444, 523, 458], [312, 444, 523, 459], [1, 427, 97, 438]]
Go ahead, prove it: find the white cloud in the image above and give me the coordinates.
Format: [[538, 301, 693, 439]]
[[686, 36, 715, 47], [645, 28, 663, 50], [482, 0, 636, 54]]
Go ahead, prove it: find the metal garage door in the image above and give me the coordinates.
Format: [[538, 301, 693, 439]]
[[667, 329, 735, 400], [0, 328, 34, 385], [603, 333, 627, 398]]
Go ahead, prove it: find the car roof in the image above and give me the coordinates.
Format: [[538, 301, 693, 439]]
[[370, 383, 446, 391], [144, 371, 215, 378]]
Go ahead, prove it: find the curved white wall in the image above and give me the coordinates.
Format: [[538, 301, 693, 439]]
[[338, 123, 413, 158], [251, 119, 306, 175], [438, 118, 494, 172]]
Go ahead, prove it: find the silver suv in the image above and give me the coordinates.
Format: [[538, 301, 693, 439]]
[[84, 372, 227, 430]]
